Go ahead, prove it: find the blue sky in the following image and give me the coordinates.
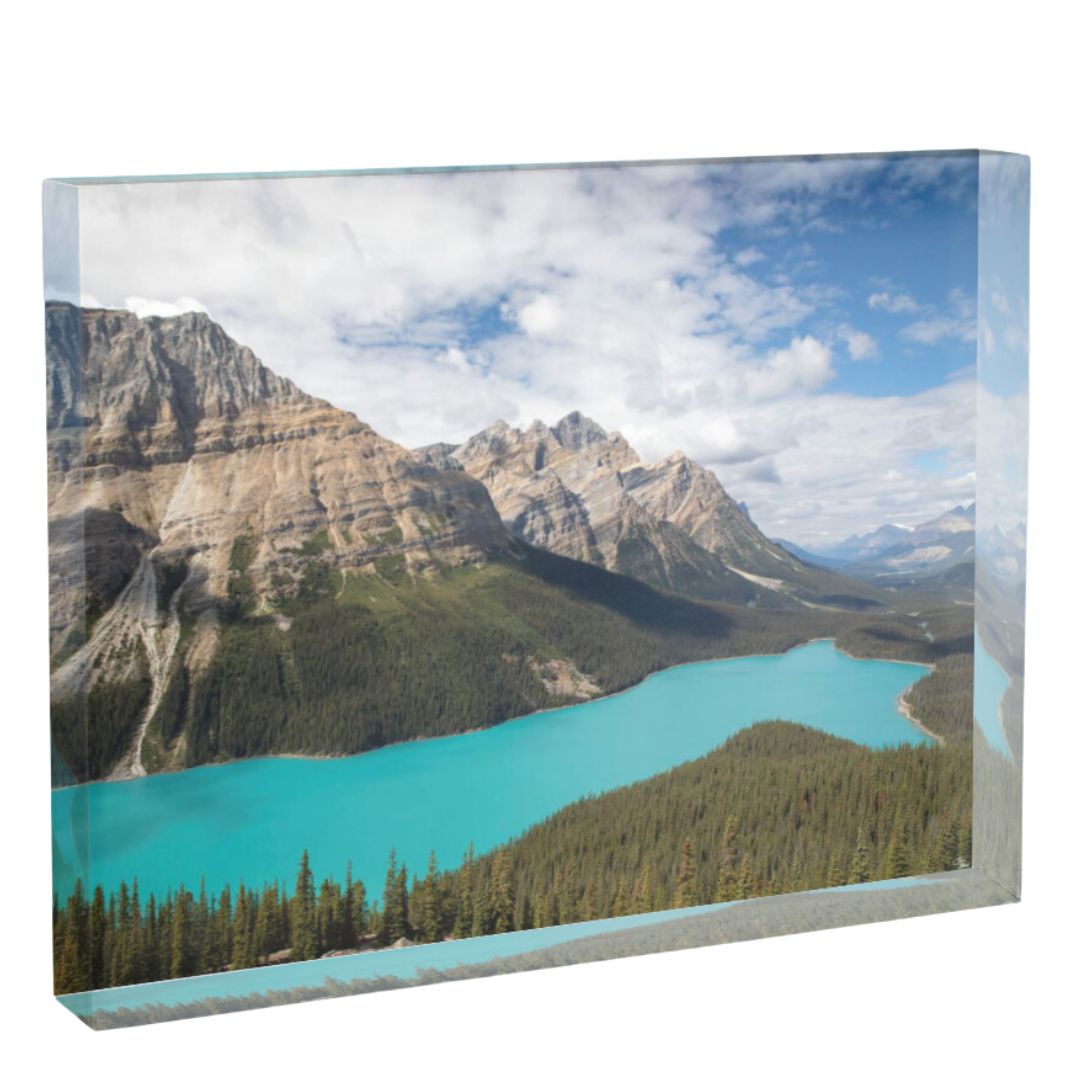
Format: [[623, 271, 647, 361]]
[[61, 153, 987, 544]]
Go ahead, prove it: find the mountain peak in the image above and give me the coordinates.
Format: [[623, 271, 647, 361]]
[[46, 304, 329, 471], [553, 411, 608, 450], [524, 419, 553, 441], [658, 449, 690, 467]]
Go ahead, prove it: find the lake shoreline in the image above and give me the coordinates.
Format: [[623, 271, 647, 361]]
[[53, 637, 934, 791], [897, 690, 945, 745]]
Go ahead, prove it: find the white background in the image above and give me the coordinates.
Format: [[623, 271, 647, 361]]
[[2, 3, 1075, 1076]]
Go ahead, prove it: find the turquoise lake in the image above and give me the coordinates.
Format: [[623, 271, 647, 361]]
[[974, 631, 1013, 756], [52, 640, 930, 905]]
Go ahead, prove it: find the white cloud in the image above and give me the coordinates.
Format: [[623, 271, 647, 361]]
[[71, 161, 975, 546], [516, 295, 563, 338], [868, 290, 919, 314], [837, 324, 879, 361], [734, 246, 765, 267], [124, 295, 209, 319], [901, 288, 976, 345], [722, 378, 977, 545]]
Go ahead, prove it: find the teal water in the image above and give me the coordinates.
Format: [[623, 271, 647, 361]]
[[59, 877, 933, 1019], [51, 640, 930, 906], [974, 632, 1013, 756]]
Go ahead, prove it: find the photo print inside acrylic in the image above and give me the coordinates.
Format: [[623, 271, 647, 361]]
[[47, 152, 1026, 1026]]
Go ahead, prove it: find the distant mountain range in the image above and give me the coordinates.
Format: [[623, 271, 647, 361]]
[[775, 503, 975, 580]]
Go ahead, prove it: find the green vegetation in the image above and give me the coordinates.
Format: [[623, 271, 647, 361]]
[[299, 529, 333, 557], [54, 855, 370, 993], [152, 547, 756, 766], [228, 534, 257, 573], [87, 545, 973, 777], [440, 723, 972, 923], [51, 639, 151, 782], [372, 553, 408, 583], [226, 534, 258, 618], [364, 525, 404, 547], [904, 653, 974, 743], [80, 869, 1003, 1029], [377, 525, 404, 546], [53, 722, 971, 993]]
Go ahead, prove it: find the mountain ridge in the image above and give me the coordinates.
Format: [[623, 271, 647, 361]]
[[417, 411, 866, 608], [776, 503, 975, 580]]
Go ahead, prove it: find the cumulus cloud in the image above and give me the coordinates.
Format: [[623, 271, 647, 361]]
[[71, 158, 976, 545], [837, 324, 879, 361]]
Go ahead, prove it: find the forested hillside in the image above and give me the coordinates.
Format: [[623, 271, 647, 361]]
[[137, 543, 972, 774], [54, 722, 972, 993]]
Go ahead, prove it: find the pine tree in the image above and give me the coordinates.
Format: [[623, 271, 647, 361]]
[[453, 844, 474, 939], [580, 878, 599, 922], [491, 848, 515, 933], [290, 850, 318, 961], [611, 878, 629, 918], [395, 866, 411, 941], [231, 886, 250, 970], [88, 885, 107, 989], [170, 888, 192, 979], [713, 816, 740, 902], [848, 829, 871, 884], [471, 869, 491, 936], [56, 881, 88, 993], [379, 850, 410, 944], [407, 872, 425, 941], [885, 825, 912, 879], [379, 850, 398, 946], [351, 878, 368, 942], [826, 849, 847, 888], [933, 817, 960, 872], [343, 863, 358, 946], [532, 892, 552, 929], [674, 838, 698, 908], [420, 851, 443, 943], [737, 853, 755, 899], [631, 864, 654, 914]]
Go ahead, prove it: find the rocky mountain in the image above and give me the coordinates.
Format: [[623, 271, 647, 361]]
[[778, 504, 975, 580], [417, 413, 847, 606], [47, 301, 510, 658]]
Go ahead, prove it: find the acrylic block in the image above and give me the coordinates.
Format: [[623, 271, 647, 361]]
[[44, 150, 1028, 1028]]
